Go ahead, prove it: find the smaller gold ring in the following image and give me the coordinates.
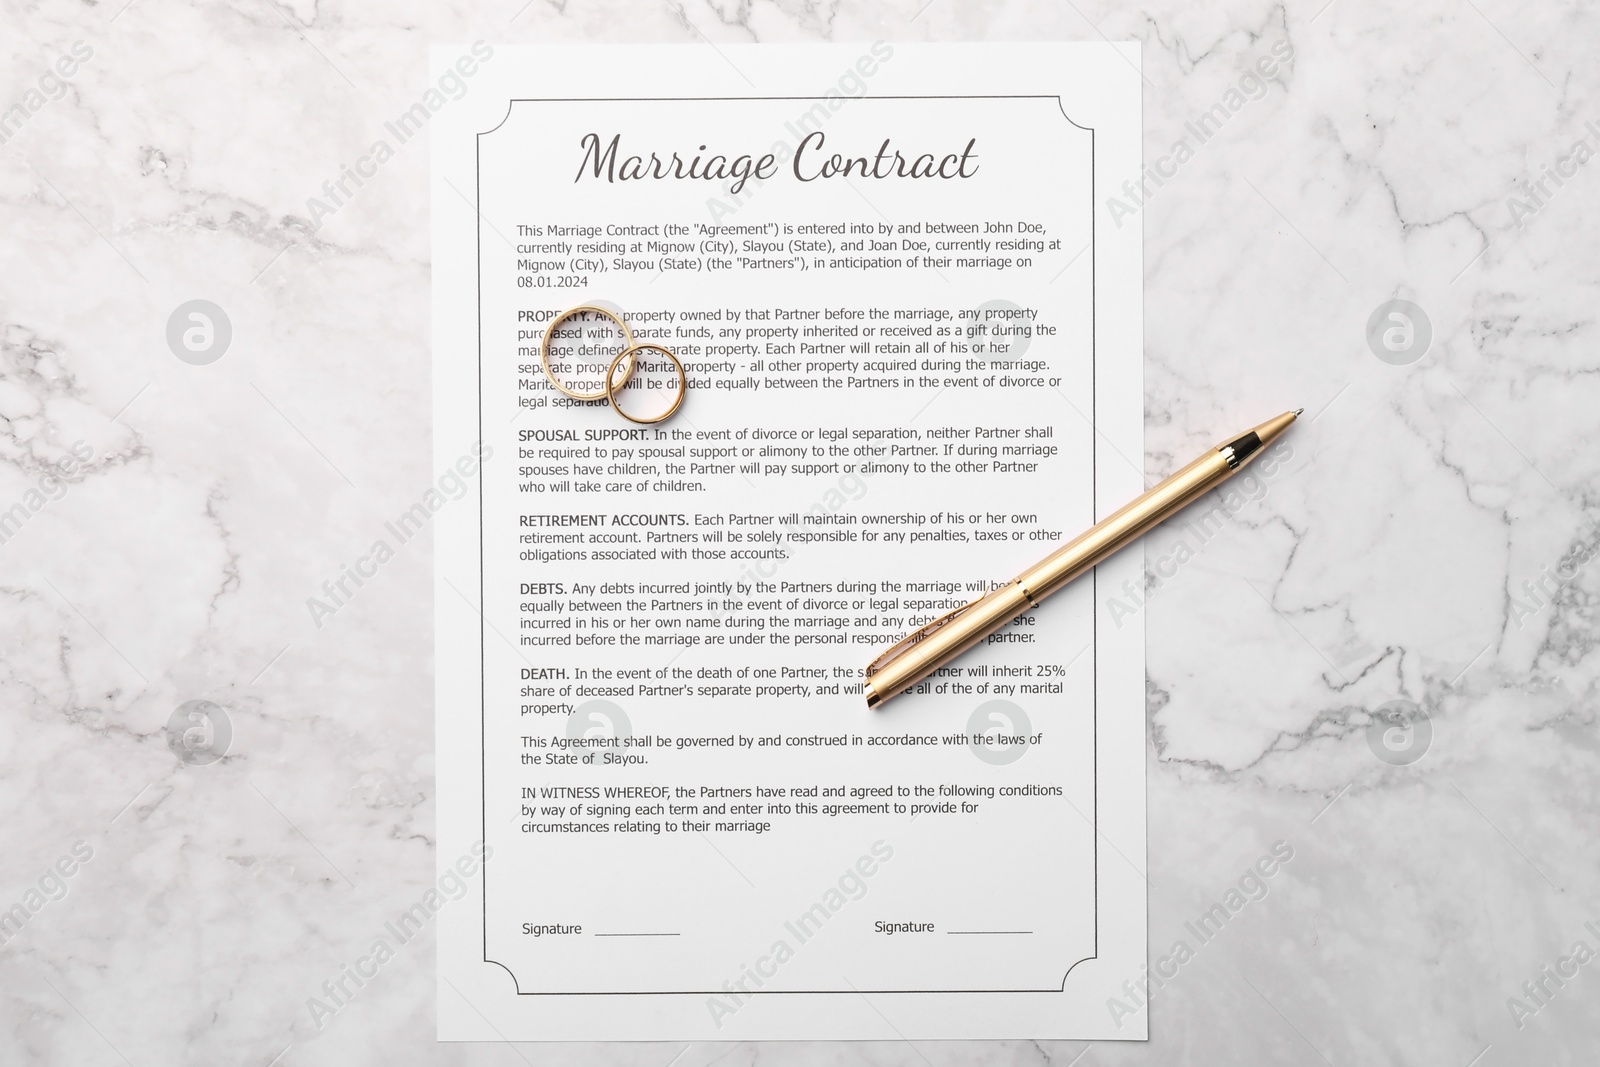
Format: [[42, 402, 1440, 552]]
[[539, 305, 635, 402], [605, 344, 687, 425]]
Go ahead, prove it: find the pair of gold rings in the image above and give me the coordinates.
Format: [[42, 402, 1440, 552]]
[[538, 305, 686, 425]]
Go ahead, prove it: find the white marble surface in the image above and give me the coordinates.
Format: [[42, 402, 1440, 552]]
[[2, 0, 1598, 1063]]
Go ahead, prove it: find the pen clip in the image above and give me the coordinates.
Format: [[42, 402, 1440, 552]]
[[865, 591, 991, 679]]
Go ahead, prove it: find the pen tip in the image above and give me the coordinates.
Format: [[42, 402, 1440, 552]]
[[1293, 408, 1305, 417]]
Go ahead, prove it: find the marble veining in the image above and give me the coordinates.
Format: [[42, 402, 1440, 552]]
[[2, 0, 1598, 1063]]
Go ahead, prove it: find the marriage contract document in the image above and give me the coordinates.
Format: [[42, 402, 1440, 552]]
[[433, 43, 1145, 1041]]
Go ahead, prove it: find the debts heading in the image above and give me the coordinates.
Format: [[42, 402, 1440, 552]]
[[573, 131, 980, 196]]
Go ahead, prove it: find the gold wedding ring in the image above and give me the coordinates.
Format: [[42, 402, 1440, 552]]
[[539, 305, 635, 401], [605, 344, 687, 425]]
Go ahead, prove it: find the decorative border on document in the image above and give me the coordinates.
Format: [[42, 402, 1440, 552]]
[[473, 95, 1098, 995]]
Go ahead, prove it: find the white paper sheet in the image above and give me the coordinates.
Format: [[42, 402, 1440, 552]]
[[433, 42, 1146, 1041]]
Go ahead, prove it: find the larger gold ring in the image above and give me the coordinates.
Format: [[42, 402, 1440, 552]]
[[605, 344, 687, 425], [539, 305, 635, 401]]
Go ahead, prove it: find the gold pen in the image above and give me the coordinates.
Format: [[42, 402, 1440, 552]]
[[864, 410, 1302, 709]]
